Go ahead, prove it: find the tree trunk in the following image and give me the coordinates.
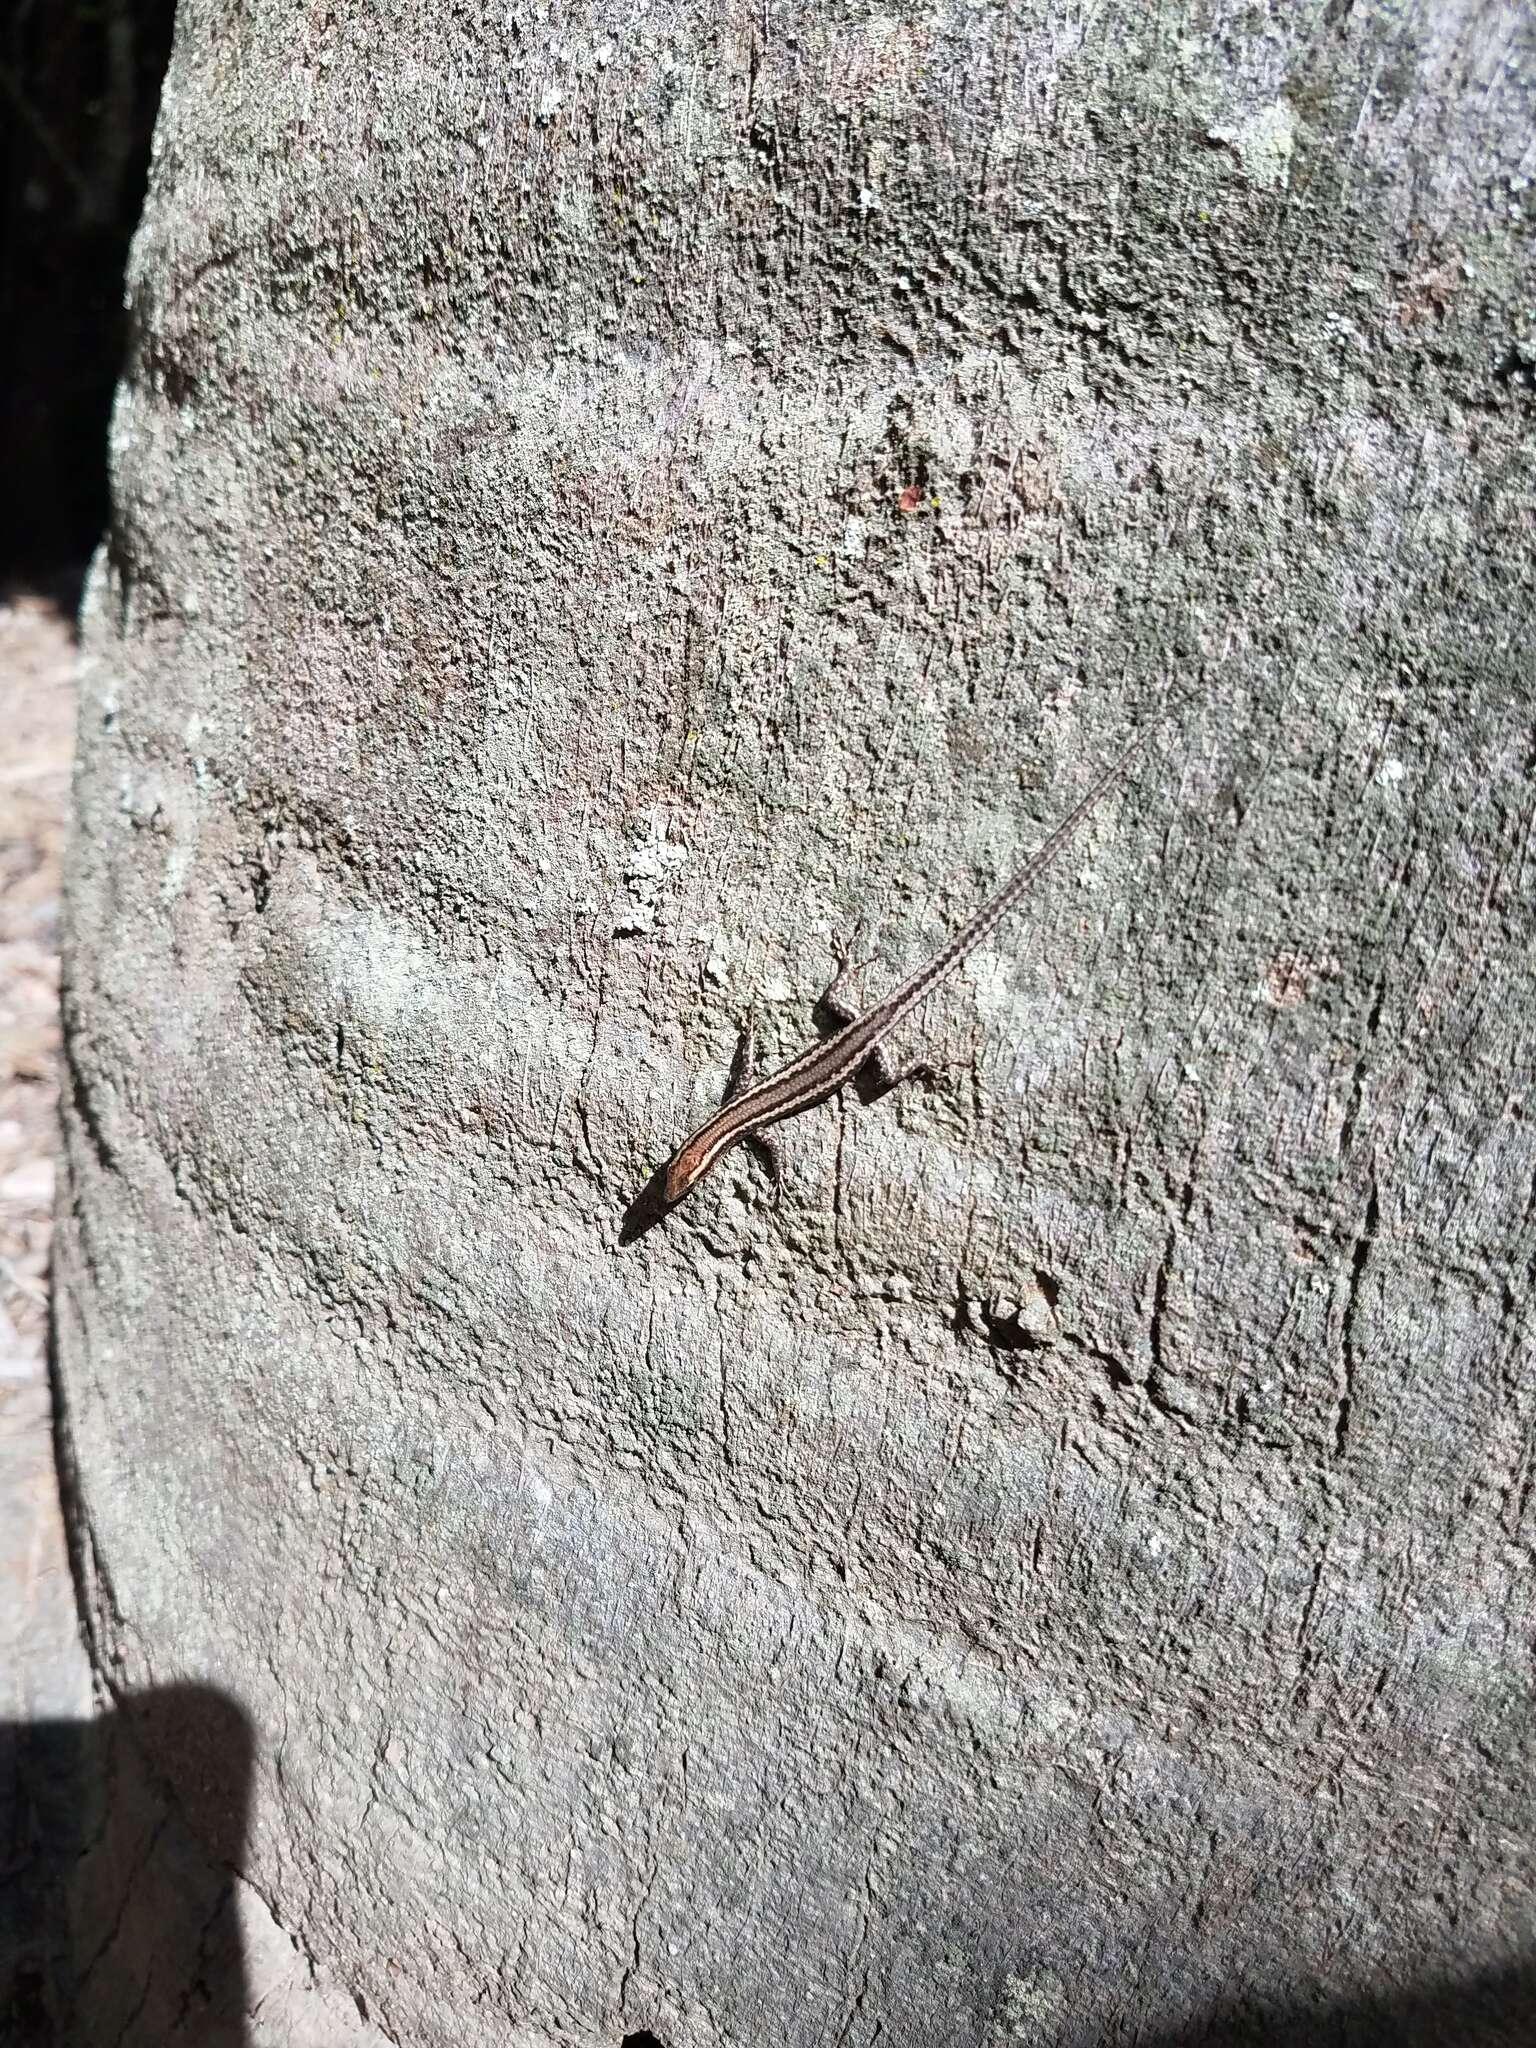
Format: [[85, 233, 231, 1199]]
[[56, 1, 1536, 2042]]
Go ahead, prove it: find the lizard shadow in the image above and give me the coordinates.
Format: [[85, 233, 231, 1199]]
[[618, 1162, 676, 1244], [618, 1129, 785, 1246]]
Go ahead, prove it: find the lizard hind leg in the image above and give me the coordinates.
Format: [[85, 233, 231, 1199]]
[[855, 1021, 981, 1105], [744, 1128, 783, 1189], [815, 936, 884, 1030], [723, 1009, 761, 1099]]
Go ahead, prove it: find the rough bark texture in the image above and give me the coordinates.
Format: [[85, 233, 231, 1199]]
[[55, 1, 1536, 2043]]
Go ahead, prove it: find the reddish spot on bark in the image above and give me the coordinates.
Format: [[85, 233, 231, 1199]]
[[898, 484, 922, 512]]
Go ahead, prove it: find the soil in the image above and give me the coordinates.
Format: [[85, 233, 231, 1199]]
[[0, 576, 91, 1728], [0, 583, 75, 1355]]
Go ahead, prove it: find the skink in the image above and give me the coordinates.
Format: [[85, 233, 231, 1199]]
[[660, 733, 1146, 1207]]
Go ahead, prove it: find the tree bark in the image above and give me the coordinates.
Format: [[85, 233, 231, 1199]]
[[56, 1, 1536, 2042]]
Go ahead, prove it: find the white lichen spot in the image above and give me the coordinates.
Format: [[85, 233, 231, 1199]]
[[968, 947, 1015, 1026], [1377, 756, 1407, 784], [695, 924, 732, 988], [611, 901, 658, 937], [992, 1965, 1069, 2042], [1207, 100, 1296, 189], [615, 822, 689, 936]]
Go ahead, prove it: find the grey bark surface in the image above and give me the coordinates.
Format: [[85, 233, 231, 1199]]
[[55, 0, 1536, 2042]]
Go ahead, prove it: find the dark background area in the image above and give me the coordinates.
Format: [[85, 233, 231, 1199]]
[[1, 0, 177, 580]]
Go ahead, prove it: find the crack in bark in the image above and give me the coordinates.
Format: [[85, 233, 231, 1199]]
[[166, 1876, 235, 2037], [60, 1018, 119, 1178], [47, 1270, 126, 1694], [1148, 1174, 1195, 1376], [1336, 1179, 1380, 1460]]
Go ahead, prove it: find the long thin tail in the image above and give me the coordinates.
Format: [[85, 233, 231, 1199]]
[[880, 729, 1149, 1032]]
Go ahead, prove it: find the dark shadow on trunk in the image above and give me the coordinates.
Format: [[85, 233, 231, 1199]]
[[1, 1687, 253, 2046], [1138, 1962, 1536, 2047]]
